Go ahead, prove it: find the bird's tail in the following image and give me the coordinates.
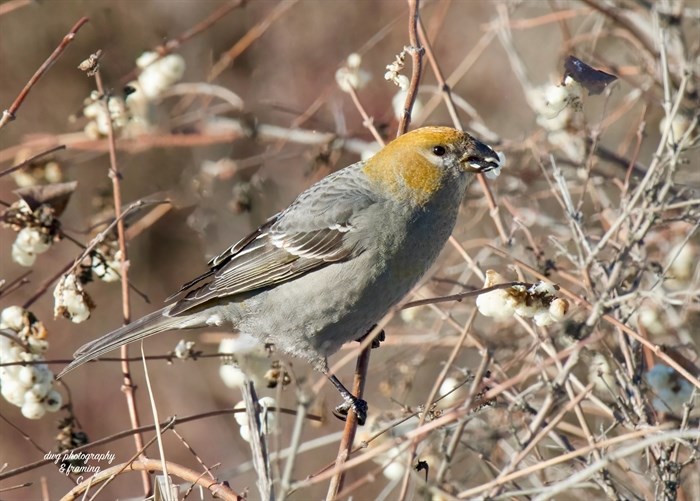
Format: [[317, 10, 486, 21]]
[[57, 307, 183, 379]]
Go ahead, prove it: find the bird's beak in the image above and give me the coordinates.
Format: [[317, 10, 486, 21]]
[[460, 139, 504, 179]]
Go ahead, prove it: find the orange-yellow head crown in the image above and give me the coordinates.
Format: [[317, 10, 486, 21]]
[[362, 126, 498, 205]]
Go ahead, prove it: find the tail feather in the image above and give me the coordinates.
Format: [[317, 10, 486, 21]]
[[57, 307, 182, 379]]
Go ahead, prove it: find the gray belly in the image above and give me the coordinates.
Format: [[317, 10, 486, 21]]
[[236, 205, 459, 367]]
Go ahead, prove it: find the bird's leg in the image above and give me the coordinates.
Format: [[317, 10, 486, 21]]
[[321, 363, 368, 425], [355, 324, 385, 349]]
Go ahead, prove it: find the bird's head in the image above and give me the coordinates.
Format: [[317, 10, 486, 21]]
[[362, 126, 502, 206]]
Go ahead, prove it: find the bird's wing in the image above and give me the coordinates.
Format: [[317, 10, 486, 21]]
[[167, 165, 377, 315]]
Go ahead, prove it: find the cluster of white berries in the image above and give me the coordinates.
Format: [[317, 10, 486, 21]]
[[52, 243, 124, 325], [0, 307, 62, 419], [134, 51, 186, 100], [90, 246, 122, 283], [3, 200, 58, 267], [526, 76, 585, 163], [173, 339, 197, 359], [11, 149, 62, 188], [12, 226, 52, 267], [82, 51, 185, 139], [233, 396, 277, 443], [476, 270, 569, 326], [335, 53, 370, 94], [53, 273, 94, 324], [82, 91, 130, 139]]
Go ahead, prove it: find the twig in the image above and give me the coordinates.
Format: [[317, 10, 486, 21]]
[[0, 17, 89, 129], [325, 343, 372, 500], [346, 86, 385, 145], [416, 19, 462, 129], [241, 380, 275, 501], [208, 0, 299, 81], [158, 0, 245, 55], [61, 458, 241, 501], [0, 121, 376, 165], [436, 351, 492, 483], [401, 281, 528, 309], [531, 429, 700, 501], [0, 269, 32, 299], [279, 393, 311, 501], [140, 346, 171, 500], [0, 145, 66, 178], [94, 67, 150, 496], [396, 0, 423, 136], [0, 406, 320, 482], [396, 310, 478, 501], [487, 245, 700, 391], [22, 260, 73, 309], [61, 199, 166, 280]]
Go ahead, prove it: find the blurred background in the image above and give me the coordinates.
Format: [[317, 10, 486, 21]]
[[1, 1, 698, 500]]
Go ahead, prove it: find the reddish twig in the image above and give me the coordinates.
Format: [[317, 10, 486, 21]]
[[93, 68, 151, 495], [396, 0, 423, 136], [0, 17, 89, 129], [417, 19, 463, 128], [325, 343, 372, 500]]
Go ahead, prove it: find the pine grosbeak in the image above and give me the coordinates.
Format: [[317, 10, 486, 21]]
[[59, 126, 501, 424]]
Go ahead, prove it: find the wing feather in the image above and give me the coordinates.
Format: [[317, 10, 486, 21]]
[[167, 164, 377, 316]]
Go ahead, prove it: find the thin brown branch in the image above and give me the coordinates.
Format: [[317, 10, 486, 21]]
[[397, 310, 478, 501], [0, 17, 89, 129], [346, 86, 385, 145], [0, 269, 32, 299], [62, 458, 241, 501], [396, 0, 424, 136], [0, 407, 321, 482], [488, 245, 700, 391], [325, 342, 372, 500], [158, 0, 246, 55], [208, 0, 299, 81], [416, 18, 462, 129], [0, 145, 66, 179], [401, 281, 528, 309], [93, 67, 150, 495]]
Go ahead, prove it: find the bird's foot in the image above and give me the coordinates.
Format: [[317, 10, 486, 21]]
[[356, 326, 385, 349], [333, 395, 368, 425]]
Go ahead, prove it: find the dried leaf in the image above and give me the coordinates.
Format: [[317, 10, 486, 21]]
[[14, 181, 78, 216], [564, 55, 617, 95]]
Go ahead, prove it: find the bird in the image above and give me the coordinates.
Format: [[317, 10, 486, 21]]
[[58, 126, 502, 424]]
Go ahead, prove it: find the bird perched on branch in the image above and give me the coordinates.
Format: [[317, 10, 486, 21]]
[[59, 126, 502, 424]]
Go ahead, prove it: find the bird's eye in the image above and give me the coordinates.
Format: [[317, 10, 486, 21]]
[[432, 145, 447, 156]]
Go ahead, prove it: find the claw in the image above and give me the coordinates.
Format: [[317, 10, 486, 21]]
[[356, 325, 385, 349], [333, 396, 368, 425]]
